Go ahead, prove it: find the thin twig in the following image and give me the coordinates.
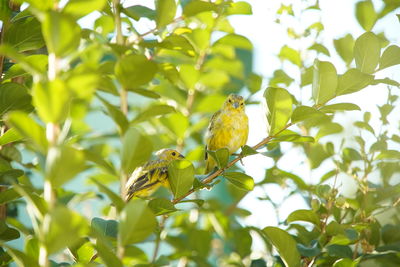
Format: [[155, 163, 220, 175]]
[[152, 216, 168, 262], [171, 123, 294, 204]]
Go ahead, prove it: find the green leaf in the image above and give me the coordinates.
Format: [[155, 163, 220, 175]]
[[97, 95, 128, 134], [316, 122, 343, 140], [41, 11, 81, 57], [115, 54, 158, 89], [327, 245, 353, 258], [214, 34, 253, 50], [3, 17, 44, 52], [11, 183, 47, 220], [3, 54, 47, 80], [272, 134, 315, 143], [0, 1, 11, 21], [312, 60, 337, 104], [44, 205, 89, 254], [333, 258, 360, 267], [121, 128, 153, 175], [240, 145, 258, 157], [0, 83, 33, 116], [356, 1, 377, 31], [376, 150, 400, 160], [334, 34, 354, 64], [263, 227, 301, 267], [207, 148, 230, 169], [226, 1, 252, 15], [0, 221, 20, 242], [148, 198, 177, 216], [183, 0, 217, 17], [379, 45, 400, 70], [63, 0, 107, 19], [168, 159, 195, 199], [46, 145, 87, 187], [32, 79, 70, 123], [155, 0, 176, 29], [264, 87, 293, 135], [354, 121, 375, 135], [223, 172, 254, 191], [372, 78, 400, 87], [319, 103, 361, 113], [343, 147, 362, 162], [297, 241, 320, 257], [2, 245, 39, 267], [160, 35, 196, 57], [0, 187, 20, 205], [159, 112, 189, 139], [336, 68, 374, 95], [132, 105, 175, 124], [291, 106, 329, 124], [91, 217, 118, 239], [354, 32, 381, 74], [7, 111, 48, 153], [91, 177, 124, 212], [119, 199, 156, 245], [309, 43, 330, 56], [95, 238, 123, 267], [123, 5, 156, 21], [286, 209, 320, 226], [129, 88, 160, 99], [279, 45, 301, 66]]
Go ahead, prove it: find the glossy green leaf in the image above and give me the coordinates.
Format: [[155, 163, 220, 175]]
[[223, 172, 254, 191], [240, 145, 258, 157], [132, 104, 175, 124], [115, 54, 157, 89], [316, 122, 343, 140], [119, 199, 157, 245], [263, 227, 301, 267], [336, 68, 374, 95], [286, 209, 320, 226], [319, 103, 361, 113], [207, 148, 230, 169], [354, 32, 381, 74], [148, 198, 177, 216], [0, 83, 32, 116], [356, 1, 377, 31], [43, 205, 89, 254], [0, 221, 20, 242], [312, 60, 337, 104], [46, 145, 87, 187], [3, 17, 44, 52], [264, 87, 293, 135], [121, 128, 153, 175], [379, 45, 400, 70], [42, 11, 81, 57], [91, 217, 118, 238], [155, 0, 176, 29], [226, 1, 252, 15], [32, 79, 70, 123], [334, 34, 354, 65], [183, 0, 217, 17], [7, 111, 48, 153], [168, 159, 195, 199], [63, 0, 107, 19]]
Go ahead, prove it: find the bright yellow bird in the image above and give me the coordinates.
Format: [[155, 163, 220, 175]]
[[205, 94, 249, 174], [125, 149, 184, 201]]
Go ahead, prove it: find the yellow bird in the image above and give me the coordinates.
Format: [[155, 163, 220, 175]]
[[205, 94, 249, 174], [125, 149, 184, 201]]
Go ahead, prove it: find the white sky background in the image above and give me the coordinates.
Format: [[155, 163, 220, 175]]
[[81, 0, 400, 257]]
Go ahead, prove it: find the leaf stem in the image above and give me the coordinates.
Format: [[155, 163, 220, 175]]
[[152, 216, 167, 262], [171, 123, 294, 204]]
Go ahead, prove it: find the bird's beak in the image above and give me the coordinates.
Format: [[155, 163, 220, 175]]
[[179, 154, 185, 159], [233, 102, 239, 108]]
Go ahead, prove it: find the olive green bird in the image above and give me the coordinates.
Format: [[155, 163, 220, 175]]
[[125, 149, 184, 201], [205, 94, 249, 174]]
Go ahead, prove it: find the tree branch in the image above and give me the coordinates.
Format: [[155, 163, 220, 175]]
[[171, 122, 294, 204]]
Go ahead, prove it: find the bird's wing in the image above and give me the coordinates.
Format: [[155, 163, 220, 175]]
[[205, 109, 222, 160], [125, 160, 168, 200]]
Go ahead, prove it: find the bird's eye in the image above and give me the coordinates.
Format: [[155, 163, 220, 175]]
[[172, 152, 176, 156], [228, 99, 232, 103], [241, 103, 244, 106]]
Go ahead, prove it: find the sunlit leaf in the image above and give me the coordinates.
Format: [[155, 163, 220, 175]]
[[119, 199, 156, 245], [264, 87, 293, 135], [63, 0, 107, 19], [155, 0, 176, 29], [227, 1, 252, 15], [356, 1, 377, 31], [286, 209, 320, 226], [354, 32, 381, 74], [334, 34, 354, 65], [223, 172, 254, 191], [336, 68, 374, 95], [312, 60, 337, 104], [183, 0, 217, 17], [0, 83, 32, 116], [263, 227, 301, 267], [123, 5, 156, 21], [132, 104, 176, 124], [3, 17, 44, 52], [207, 148, 230, 169], [319, 103, 361, 113], [168, 159, 195, 199], [379, 45, 400, 70], [279, 45, 301, 66]]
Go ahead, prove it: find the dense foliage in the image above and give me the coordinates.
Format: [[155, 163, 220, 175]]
[[0, 0, 399, 266]]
